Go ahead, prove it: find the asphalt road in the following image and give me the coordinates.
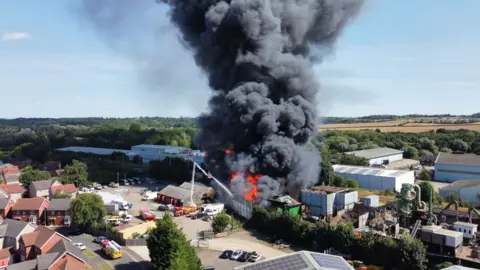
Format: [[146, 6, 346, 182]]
[[67, 233, 150, 269]]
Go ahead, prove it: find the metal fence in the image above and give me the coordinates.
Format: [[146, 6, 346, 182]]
[[211, 180, 253, 219]]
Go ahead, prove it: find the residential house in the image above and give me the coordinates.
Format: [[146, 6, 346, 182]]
[[0, 199, 15, 219], [29, 180, 60, 199], [0, 185, 27, 202], [0, 165, 20, 185], [11, 198, 49, 225], [46, 200, 71, 226], [0, 247, 14, 268], [0, 219, 36, 250], [41, 162, 61, 177], [6, 250, 85, 270], [49, 185, 77, 199], [16, 226, 85, 268]]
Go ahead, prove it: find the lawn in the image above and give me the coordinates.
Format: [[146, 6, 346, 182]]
[[357, 189, 396, 204], [97, 263, 113, 270], [81, 249, 97, 259]]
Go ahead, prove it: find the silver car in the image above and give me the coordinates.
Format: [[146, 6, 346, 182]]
[[230, 250, 243, 260]]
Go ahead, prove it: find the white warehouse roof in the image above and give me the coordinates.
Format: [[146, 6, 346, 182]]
[[345, 147, 403, 160], [333, 164, 411, 178], [132, 144, 188, 150], [56, 146, 137, 157]]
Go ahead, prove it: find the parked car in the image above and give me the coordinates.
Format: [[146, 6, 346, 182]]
[[158, 204, 169, 211], [248, 252, 261, 262], [95, 185, 102, 190], [219, 250, 233, 259], [73, 243, 86, 250], [108, 182, 119, 188], [238, 252, 251, 262], [230, 250, 243, 260], [123, 215, 133, 223], [93, 236, 107, 243]]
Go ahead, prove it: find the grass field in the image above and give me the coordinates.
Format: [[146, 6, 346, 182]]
[[320, 118, 480, 133], [82, 249, 97, 259]]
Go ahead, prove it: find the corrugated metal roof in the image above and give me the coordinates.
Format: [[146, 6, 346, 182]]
[[56, 147, 137, 157], [440, 180, 480, 190], [436, 152, 480, 167], [333, 165, 411, 177], [346, 147, 403, 159]]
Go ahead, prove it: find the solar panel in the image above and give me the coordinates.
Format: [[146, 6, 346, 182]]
[[368, 169, 383, 176], [355, 168, 369, 174], [310, 253, 353, 270], [389, 171, 407, 177], [343, 167, 357, 173], [242, 253, 309, 270]]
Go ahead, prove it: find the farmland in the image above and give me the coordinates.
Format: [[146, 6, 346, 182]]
[[320, 118, 480, 133]]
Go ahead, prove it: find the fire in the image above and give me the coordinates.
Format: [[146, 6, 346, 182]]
[[231, 172, 263, 202]]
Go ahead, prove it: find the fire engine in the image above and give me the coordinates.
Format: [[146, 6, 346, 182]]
[[102, 240, 124, 259]]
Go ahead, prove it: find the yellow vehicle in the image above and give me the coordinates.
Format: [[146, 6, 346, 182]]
[[105, 216, 121, 226], [102, 240, 124, 259]]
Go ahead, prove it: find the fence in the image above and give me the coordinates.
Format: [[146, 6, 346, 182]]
[[211, 180, 253, 219], [125, 239, 148, 246]]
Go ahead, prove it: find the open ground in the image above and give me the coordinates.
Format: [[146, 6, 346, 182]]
[[319, 118, 480, 132]]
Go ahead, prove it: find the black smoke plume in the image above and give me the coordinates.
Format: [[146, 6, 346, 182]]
[[77, 0, 364, 201]]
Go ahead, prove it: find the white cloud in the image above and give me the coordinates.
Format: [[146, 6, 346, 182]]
[[2, 32, 32, 42]]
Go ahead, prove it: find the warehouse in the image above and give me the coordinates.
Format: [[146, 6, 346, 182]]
[[346, 147, 404, 165], [434, 153, 480, 183], [56, 146, 137, 159], [333, 165, 414, 192], [301, 185, 358, 218], [439, 180, 480, 205]]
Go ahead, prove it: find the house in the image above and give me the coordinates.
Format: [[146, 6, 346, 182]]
[[0, 185, 27, 202], [0, 165, 20, 185], [46, 199, 71, 226], [11, 198, 50, 225], [0, 247, 14, 268], [16, 226, 86, 268], [345, 147, 404, 166], [29, 180, 61, 199], [49, 185, 77, 199], [0, 199, 15, 219], [0, 219, 36, 250]]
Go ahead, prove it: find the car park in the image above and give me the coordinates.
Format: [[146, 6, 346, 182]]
[[73, 243, 86, 250], [230, 250, 243, 260], [93, 236, 107, 243], [219, 250, 233, 259]]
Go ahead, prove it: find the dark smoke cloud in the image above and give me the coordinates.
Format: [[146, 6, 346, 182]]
[[77, 0, 364, 200]]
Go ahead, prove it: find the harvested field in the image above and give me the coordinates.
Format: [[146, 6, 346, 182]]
[[320, 119, 480, 133]]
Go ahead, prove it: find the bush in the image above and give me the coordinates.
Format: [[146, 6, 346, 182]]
[[384, 188, 395, 196], [212, 211, 230, 233], [344, 178, 359, 189]]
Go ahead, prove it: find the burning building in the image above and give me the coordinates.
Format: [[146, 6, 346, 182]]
[[78, 0, 365, 202]]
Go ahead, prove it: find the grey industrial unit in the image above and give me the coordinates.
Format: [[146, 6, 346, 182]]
[[345, 147, 404, 165], [420, 225, 463, 257], [439, 180, 480, 205], [434, 153, 480, 183], [301, 186, 358, 218]]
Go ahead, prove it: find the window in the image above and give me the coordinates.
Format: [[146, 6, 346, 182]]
[[464, 229, 467, 233], [469, 230, 472, 234]]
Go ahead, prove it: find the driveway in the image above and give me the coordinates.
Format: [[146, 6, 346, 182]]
[[67, 233, 150, 269]]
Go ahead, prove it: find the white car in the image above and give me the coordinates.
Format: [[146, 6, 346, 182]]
[[123, 215, 133, 223], [230, 250, 243, 260], [73, 243, 86, 250]]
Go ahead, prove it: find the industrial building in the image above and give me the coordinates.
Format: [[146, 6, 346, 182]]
[[345, 147, 404, 166], [453, 221, 478, 240], [56, 144, 205, 164], [435, 153, 480, 183], [268, 195, 302, 216], [157, 182, 212, 206], [439, 180, 480, 205], [333, 165, 414, 192], [234, 250, 354, 270], [419, 225, 463, 257], [301, 185, 358, 218]]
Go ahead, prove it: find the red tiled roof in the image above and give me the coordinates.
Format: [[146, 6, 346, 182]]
[[0, 183, 27, 194], [50, 184, 77, 195], [22, 231, 40, 246], [12, 197, 48, 211], [0, 247, 12, 259]]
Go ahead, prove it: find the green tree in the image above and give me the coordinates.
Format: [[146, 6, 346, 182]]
[[344, 178, 359, 189], [418, 168, 431, 181], [19, 166, 51, 188], [61, 160, 89, 187], [397, 235, 427, 270], [418, 181, 434, 204], [147, 215, 202, 270], [70, 193, 106, 227], [332, 174, 345, 187], [212, 211, 230, 233], [339, 154, 369, 166], [52, 191, 72, 199], [319, 147, 334, 185], [451, 138, 468, 152], [403, 146, 419, 159], [439, 147, 452, 153]]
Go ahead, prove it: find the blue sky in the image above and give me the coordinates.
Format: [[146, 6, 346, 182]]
[[1, 0, 479, 118]]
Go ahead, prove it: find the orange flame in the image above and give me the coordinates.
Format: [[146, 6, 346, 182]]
[[231, 172, 263, 202]]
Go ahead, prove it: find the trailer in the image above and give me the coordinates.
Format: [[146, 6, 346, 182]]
[[141, 192, 157, 201], [102, 240, 124, 259], [200, 203, 225, 216]]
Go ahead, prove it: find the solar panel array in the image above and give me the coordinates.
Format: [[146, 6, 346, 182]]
[[310, 253, 352, 270], [355, 168, 370, 174], [242, 253, 308, 270]]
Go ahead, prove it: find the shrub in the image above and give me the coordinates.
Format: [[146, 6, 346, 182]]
[[212, 211, 230, 233]]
